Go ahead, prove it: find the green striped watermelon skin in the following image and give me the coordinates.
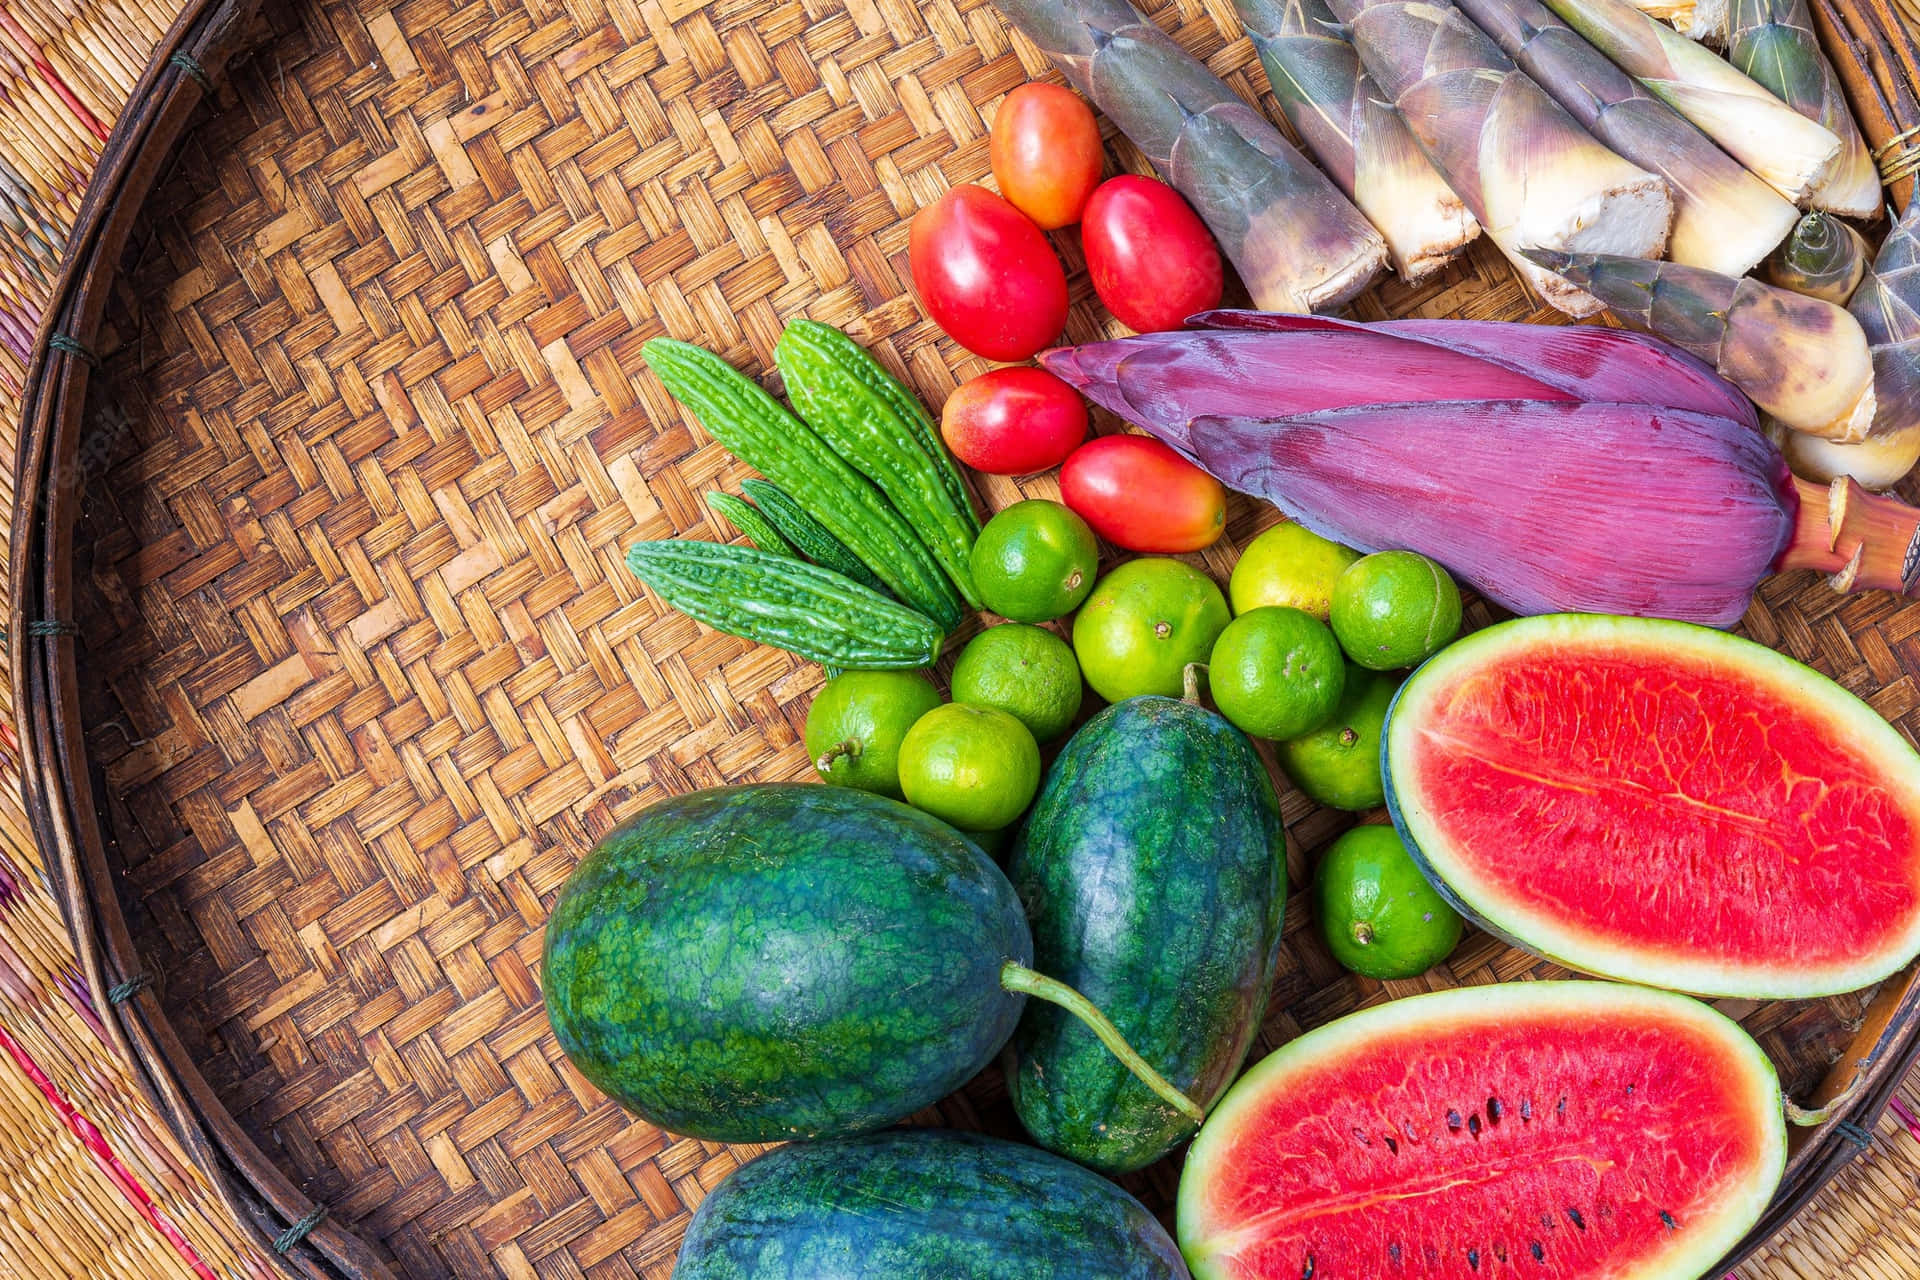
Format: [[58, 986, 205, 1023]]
[[540, 784, 1031, 1143], [1007, 696, 1285, 1173], [676, 1129, 1191, 1279]]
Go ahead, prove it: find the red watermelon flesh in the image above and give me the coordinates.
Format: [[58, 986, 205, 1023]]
[[1178, 983, 1785, 1280], [1384, 614, 1920, 999]]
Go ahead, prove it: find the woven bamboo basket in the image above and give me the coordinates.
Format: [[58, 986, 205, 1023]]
[[15, 0, 1920, 1273]]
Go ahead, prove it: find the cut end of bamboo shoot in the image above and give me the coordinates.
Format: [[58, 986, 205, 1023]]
[[1811, 132, 1886, 219], [1785, 424, 1920, 491], [1511, 177, 1673, 316]]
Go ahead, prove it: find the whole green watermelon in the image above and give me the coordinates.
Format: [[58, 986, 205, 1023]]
[[1008, 695, 1286, 1172], [676, 1129, 1192, 1278], [540, 784, 1031, 1142]]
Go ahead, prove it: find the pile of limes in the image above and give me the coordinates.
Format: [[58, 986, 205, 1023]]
[[799, 501, 1469, 981]]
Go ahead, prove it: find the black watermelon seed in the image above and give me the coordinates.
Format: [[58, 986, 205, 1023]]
[[1488, 1097, 1503, 1123], [1302, 1253, 1315, 1279], [1557, 1097, 1568, 1118], [1662, 1210, 1678, 1231], [1467, 1114, 1482, 1137], [1530, 1241, 1546, 1262], [1521, 1098, 1533, 1121], [1626, 1083, 1636, 1096], [1405, 1120, 1420, 1140], [1495, 1244, 1508, 1263], [1389, 1242, 1403, 1265], [1567, 1208, 1586, 1231], [1447, 1109, 1465, 1131], [1385, 1136, 1399, 1155], [1468, 1248, 1481, 1271]]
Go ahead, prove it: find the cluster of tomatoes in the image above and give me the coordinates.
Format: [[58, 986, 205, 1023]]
[[908, 84, 1230, 556]]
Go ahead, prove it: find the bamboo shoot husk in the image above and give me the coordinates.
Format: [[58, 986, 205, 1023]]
[[1548, 0, 1845, 203], [1236, 0, 1480, 281], [993, 0, 1388, 312], [1761, 210, 1871, 303], [1727, 0, 1882, 215], [1325, 0, 1673, 316], [1850, 199, 1920, 438], [1529, 248, 1876, 440], [1458, 0, 1797, 275]]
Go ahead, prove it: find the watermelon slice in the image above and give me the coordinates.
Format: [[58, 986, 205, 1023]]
[[1385, 614, 1920, 999], [1178, 982, 1786, 1280]]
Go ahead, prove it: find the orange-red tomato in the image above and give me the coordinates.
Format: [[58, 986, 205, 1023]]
[[1061, 434, 1226, 553], [941, 368, 1088, 475], [1081, 175, 1224, 333], [910, 186, 1069, 362], [990, 84, 1104, 230]]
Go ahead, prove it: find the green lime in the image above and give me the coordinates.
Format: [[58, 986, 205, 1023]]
[[1228, 522, 1362, 621], [951, 624, 1084, 742], [1072, 557, 1230, 703], [1315, 824, 1463, 979], [805, 670, 944, 798], [972, 500, 1100, 623], [899, 703, 1042, 831], [1272, 664, 1399, 811], [1329, 550, 1462, 671], [1208, 607, 1346, 740]]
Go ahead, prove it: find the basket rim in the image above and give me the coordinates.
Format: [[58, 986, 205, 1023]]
[[14, 1, 1920, 1277]]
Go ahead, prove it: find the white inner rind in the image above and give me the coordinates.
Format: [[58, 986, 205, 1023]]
[[1179, 982, 1787, 1280], [1513, 178, 1673, 316], [1385, 615, 1920, 1000]]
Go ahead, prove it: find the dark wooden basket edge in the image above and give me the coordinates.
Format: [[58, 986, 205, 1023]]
[[12, 3, 1920, 1279]]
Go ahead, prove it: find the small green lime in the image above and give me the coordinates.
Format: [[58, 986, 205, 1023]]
[[1272, 664, 1399, 811], [1072, 558, 1230, 703], [804, 670, 944, 798], [1228, 522, 1362, 621], [951, 624, 1084, 742], [1315, 824, 1463, 979], [1208, 607, 1346, 740], [898, 703, 1042, 832], [972, 500, 1101, 623], [1329, 550, 1462, 670]]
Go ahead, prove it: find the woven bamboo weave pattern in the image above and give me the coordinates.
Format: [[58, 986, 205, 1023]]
[[47, 0, 1920, 1274], [0, 0, 1915, 1275], [0, 0, 283, 1272]]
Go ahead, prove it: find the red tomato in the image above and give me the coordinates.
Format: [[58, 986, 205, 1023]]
[[910, 186, 1069, 362], [990, 84, 1104, 230], [1081, 176, 1224, 333], [940, 368, 1088, 475], [1061, 434, 1226, 553]]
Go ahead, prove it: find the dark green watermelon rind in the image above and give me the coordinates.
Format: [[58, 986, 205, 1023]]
[[1381, 614, 1920, 1001], [1006, 696, 1286, 1175], [540, 785, 1033, 1143], [675, 1129, 1192, 1279], [1176, 982, 1787, 1280]]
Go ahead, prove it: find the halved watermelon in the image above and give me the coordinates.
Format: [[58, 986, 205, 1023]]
[[1385, 613, 1920, 998], [1178, 982, 1785, 1280]]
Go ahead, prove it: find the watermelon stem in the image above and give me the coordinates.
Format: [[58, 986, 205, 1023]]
[[999, 961, 1207, 1125], [1783, 1074, 1864, 1127], [1182, 662, 1208, 706]]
